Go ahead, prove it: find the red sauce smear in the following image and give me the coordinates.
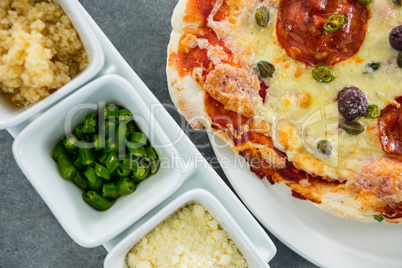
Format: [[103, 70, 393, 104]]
[[276, 0, 369, 66], [378, 96, 402, 158], [205, 93, 342, 187]]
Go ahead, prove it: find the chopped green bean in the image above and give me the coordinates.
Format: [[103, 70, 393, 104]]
[[52, 141, 67, 161], [71, 154, 84, 170], [83, 114, 97, 134], [83, 190, 112, 211], [128, 145, 148, 158], [57, 154, 77, 180], [98, 151, 108, 165], [79, 147, 95, 166], [74, 124, 85, 139], [116, 167, 131, 178], [63, 135, 78, 154], [132, 164, 150, 182], [131, 132, 147, 147], [104, 104, 120, 119], [116, 178, 136, 195], [72, 172, 88, 190], [84, 166, 103, 190], [101, 120, 116, 137], [118, 109, 132, 122], [121, 155, 139, 170], [94, 163, 110, 180], [102, 183, 118, 198], [105, 152, 120, 173]]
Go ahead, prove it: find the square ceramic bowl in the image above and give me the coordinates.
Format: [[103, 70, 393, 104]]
[[12, 74, 186, 247], [104, 188, 271, 268], [0, 0, 104, 129]]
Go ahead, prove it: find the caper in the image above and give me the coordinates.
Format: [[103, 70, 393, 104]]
[[364, 104, 381, 119], [255, 6, 270, 27], [397, 51, 402, 68], [316, 139, 333, 156], [363, 62, 380, 74], [257, 61, 275, 78], [339, 121, 365, 135]]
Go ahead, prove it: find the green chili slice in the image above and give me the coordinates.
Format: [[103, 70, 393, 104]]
[[312, 66, 335, 83], [323, 14, 347, 33]]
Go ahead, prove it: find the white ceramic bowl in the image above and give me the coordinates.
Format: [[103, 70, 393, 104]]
[[0, 0, 104, 129], [12, 74, 186, 247], [104, 188, 272, 268]]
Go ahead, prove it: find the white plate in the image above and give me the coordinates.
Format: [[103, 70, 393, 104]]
[[208, 131, 402, 268]]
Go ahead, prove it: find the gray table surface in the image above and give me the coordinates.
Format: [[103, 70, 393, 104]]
[[0, 1, 318, 267]]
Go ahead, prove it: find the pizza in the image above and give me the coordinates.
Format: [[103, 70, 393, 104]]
[[166, 0, 402, 223]]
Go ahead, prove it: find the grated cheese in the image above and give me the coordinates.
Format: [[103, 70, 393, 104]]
[[126, 204, 247, 268]]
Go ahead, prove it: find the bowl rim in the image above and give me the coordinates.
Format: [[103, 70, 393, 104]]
[[104, 188, 271, 268], [0, 0, 105, 129], [12, 74, 187, 247]]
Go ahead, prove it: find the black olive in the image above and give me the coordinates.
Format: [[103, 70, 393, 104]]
[[397, 51, 402, 68], [389, 25, 402, 51], [337, 87, 368, 121], [392, 0, 401, 6]]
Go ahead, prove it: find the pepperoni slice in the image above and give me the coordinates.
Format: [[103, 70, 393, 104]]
[[276, 0, 369, 66], [378, 97, 402, 157]]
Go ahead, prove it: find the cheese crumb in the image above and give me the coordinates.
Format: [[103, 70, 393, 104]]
[[126, 204, 247, 267]]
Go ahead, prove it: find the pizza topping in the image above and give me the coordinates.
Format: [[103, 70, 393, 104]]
[[363, 62, 381, 74], [358, 0, 373, 4], [378, 96, 402, 157], [254, 5, 270, 28], [374, 215, 384, 222], [337, 87, 368, 121], [256, 61, 275, 78], [203, 64, 260, 118], [312, 66, 335, 83], [339, 120, 365, 135], [276, 0, 369, 66], [389, 25, 402, 51], [397, 51, 402, 68], [364, 104, 381, 119], [316, 139, 333, 157], [323, 14, 348, 33]]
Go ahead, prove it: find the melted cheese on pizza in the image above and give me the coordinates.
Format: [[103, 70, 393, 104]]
[[205, 0, 402, 181]]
